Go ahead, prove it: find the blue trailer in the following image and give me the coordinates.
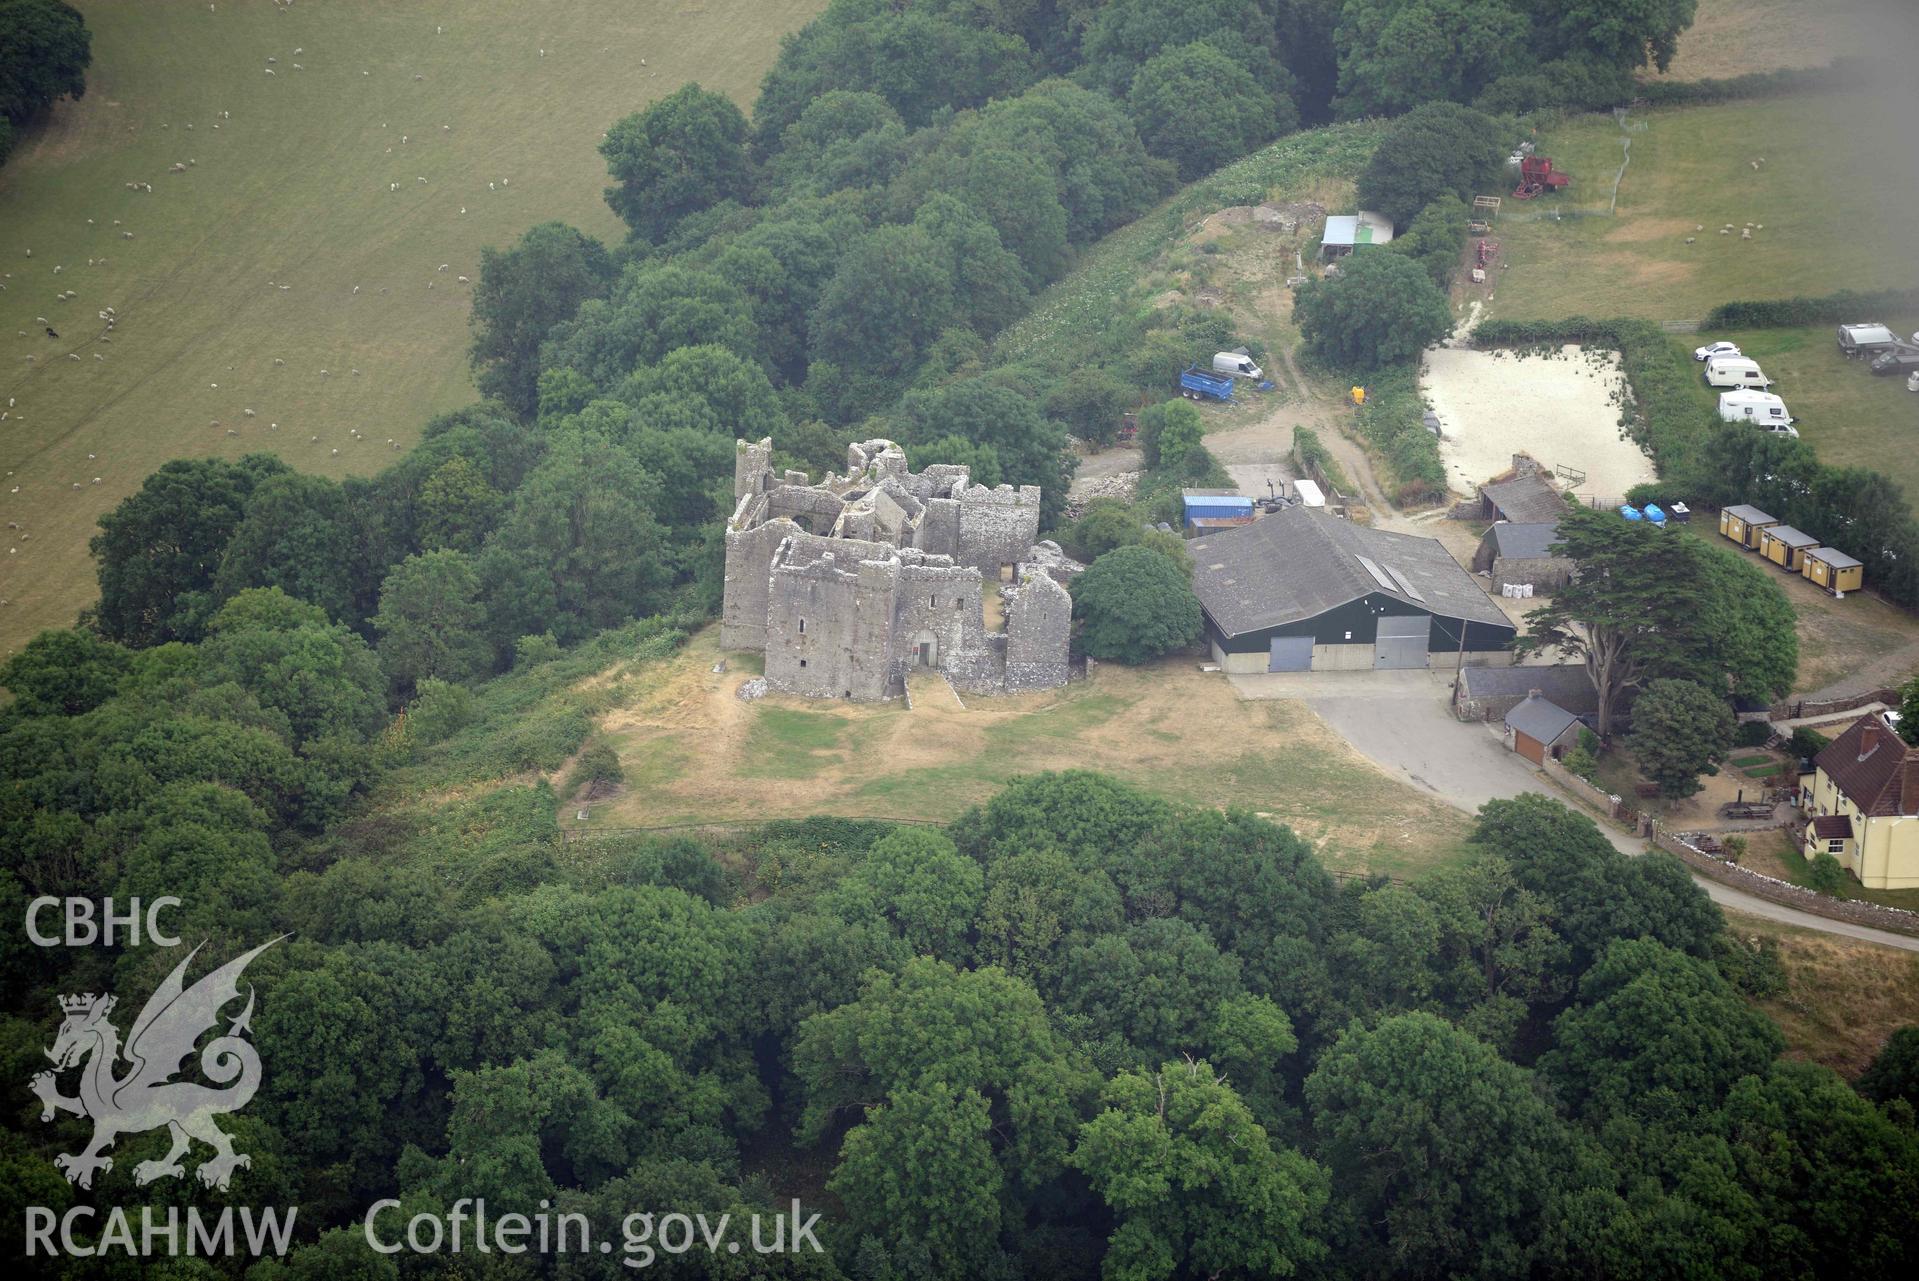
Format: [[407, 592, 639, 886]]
[[1179, 363, 1235, 402]]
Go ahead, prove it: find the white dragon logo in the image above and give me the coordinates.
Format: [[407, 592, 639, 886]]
[[31, 938, 281, 1191]]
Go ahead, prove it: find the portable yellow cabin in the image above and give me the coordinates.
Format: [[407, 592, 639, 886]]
[[1802, 545, 1864, 596], [1718, 503, 1777, 550], [1759, 524, 1819, 571]]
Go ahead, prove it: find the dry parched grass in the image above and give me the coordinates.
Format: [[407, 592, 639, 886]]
[[1736, 914, 1919, 1078], [585, 628, 1473, 878]]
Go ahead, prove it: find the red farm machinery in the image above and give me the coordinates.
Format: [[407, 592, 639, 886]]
[[1512, 155, 1570, 199]]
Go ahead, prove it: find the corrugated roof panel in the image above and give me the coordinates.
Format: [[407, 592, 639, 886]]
[[1383, 564, 1426, 603], [1354, 554, 1397, 593]]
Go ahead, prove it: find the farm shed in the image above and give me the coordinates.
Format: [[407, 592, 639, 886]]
[[1191, 506, 1515, 673], [1504, 692, 1583, 764], [1457, 663, 1618, 723], [1476, 471, 1569, 525], [1801, 545, 1864, 596], [1471, 521, 1572, 593], [1319, 210, 1394, 260], [1182, 490, 1254, 531], [1759, 524, 1820, 571], [1718, 504, 1778, 550]]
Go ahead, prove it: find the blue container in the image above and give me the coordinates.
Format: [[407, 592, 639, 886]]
[[1179, 364, 1236, 402], [1620, 505, 1642, 521], [1644, 503, 1667, 525]]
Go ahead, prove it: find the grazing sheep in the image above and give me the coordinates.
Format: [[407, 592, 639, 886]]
[[244, 408, 256, 417], [264, 68, 275, 76], [457, 275, 469, 284], [437, 263, 448, 272]]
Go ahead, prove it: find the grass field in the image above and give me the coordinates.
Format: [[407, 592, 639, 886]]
[[1487, 94, 1917, 324], [1648, 0, 1886, 81], [0, 0, 822, 656], [1673, 321, 1919, 501], [581, 628, 1474, 879]]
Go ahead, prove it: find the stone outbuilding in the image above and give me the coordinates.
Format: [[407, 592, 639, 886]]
[[722, 438, 1073, 701], [1471, 520, 1572, 593], [1504, 692, 1584, 764]]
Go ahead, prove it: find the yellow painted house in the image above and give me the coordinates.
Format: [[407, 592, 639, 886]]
[[1802, 713, 1919, 890]]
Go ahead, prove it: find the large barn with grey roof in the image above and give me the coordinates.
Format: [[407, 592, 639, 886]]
[[1190, 508, 1517, 673]]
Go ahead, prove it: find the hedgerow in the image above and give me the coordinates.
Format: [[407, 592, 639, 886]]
[[1702, 287, 1919, 330]]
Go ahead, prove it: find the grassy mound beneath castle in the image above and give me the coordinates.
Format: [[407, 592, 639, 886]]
[[576, 628, 1474, 880]]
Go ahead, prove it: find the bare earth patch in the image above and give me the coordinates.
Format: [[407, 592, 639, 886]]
[[1421, 346, 1655, 499]]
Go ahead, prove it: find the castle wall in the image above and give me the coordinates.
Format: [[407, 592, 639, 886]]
[[721, 516, 801, 652], [915, 497, 962, 559], [720, 436, 1070, 702], [1005, 570, 1073, 692], [894, 560, 995, 688], [956, 484, 1042, 573]]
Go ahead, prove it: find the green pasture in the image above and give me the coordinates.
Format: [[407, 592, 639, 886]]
[[0, 0, 821, 654]]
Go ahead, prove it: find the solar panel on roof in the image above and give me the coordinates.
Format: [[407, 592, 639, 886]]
[[1383, 564, 1426, 603], [1354, 554, 1397, 593]]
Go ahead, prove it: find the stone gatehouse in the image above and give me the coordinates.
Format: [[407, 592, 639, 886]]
[[721, 438, 1075, 701]]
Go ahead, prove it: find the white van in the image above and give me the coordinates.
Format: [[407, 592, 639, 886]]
[[1717, 390, 1794, 428], [1213, 351, 1264, 381], [1293, 478, 1325, 508], [1704, 355, 1773, 389]]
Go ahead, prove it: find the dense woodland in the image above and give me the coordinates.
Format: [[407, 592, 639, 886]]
[[6, 1, 1919, 1277]]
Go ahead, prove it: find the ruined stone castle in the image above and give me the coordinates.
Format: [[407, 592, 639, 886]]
[[721, 438, 1075, 701]]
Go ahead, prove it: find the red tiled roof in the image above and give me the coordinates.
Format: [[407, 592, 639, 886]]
[[1813, 715, 1919, 817], [1810, 814, 1853, 840]]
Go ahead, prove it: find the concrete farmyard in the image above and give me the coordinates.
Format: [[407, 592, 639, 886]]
[[721, 438, 1076, 701]]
